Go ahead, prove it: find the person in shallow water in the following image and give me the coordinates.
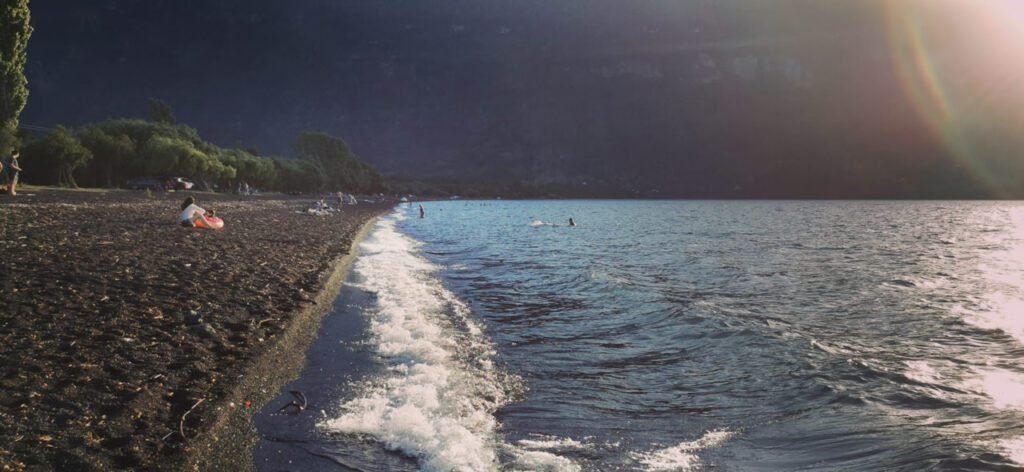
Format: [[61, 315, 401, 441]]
[[569, 217, 576, 226], [419, 204, 425, 218], [179, 196, 215, 227]]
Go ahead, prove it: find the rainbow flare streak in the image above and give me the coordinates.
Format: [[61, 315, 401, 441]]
[[885, 0, 1024, 196]]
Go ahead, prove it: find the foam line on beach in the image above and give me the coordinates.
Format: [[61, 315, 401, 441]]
[[186, 211, 386, 471], [319, 211, 574, 471]]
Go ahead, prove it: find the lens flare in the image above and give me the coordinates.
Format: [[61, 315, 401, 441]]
[[885, 1, 1024, 196]]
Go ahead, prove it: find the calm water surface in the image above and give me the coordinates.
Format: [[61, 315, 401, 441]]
[[314, 200, 1024, 471]]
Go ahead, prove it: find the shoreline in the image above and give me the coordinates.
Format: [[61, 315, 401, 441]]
[[186, 213, 381, 471], [0, 189, 392, 470]]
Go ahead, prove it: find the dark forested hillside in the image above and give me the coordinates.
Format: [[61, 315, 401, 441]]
[[22, 0, 1024, 197]]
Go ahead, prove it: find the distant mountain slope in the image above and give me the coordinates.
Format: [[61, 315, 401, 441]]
[[22, 0, 1024, 197]]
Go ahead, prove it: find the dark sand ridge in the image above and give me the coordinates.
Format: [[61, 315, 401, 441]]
[[0, 189, 390, 471]]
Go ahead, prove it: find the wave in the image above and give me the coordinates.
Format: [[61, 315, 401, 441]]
[[319, 213, 579, 471], [630, 430, 734, 471], [319, 215, 531, 471]]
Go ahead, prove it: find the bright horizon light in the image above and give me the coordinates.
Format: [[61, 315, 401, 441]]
[[885, 0, 1024, 195]]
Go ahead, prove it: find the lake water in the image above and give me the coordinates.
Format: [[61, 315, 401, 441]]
[[278, 201, 1024, 471]]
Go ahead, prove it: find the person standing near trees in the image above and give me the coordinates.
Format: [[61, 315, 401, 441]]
[[5, 150, 21, 196], [1, 0, 32, 194]]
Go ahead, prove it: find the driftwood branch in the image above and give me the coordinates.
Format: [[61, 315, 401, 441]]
[[179, 398, 205, 440], [255, 318, 278, 328]]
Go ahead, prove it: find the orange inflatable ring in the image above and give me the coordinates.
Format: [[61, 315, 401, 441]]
[[194, 216, 224, 230]]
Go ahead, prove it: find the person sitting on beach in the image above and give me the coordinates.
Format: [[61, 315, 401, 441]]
[[180, 196, 214, 227], [305, 199, 330, 216]]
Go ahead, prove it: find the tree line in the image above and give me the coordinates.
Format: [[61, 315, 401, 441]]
[[3, 3, 383, 195], [0, 0, 32, 157], [16, 111, 385, 194]]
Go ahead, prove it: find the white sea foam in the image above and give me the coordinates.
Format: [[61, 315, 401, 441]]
[[508, 449, 581, 472], [319, 215, 527, 471], [319, 214, 574, 470], [517, 435, 588, 450], [631, 430, 734, 471]]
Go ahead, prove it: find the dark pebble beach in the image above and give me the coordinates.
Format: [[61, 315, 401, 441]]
[[0, 189, 389, 471]]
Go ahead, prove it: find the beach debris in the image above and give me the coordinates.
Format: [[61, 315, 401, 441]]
[[178, 398, 206, 441], [277, 390, 307, 414], [254, 318, 277, 328], [184, 311, 202, 325], [193, 323, 218, 338]]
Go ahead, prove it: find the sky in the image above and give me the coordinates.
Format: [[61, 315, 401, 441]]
[[20, 0, 1024, 197]]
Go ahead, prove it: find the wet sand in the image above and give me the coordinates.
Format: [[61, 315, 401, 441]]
[[0, 189, 390, 471]]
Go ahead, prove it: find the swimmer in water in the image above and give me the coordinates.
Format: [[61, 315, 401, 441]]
[[569, 217, 576, 226]]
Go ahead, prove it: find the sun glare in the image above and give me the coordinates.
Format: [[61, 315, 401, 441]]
[[885, 0, 1024, 195]]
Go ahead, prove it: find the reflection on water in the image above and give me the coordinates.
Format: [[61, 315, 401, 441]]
[[966, 368, 1024, 410]]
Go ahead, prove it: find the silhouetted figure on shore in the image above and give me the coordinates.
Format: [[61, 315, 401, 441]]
[[419, 204, 425, 218], [5, 151, 21, 196]]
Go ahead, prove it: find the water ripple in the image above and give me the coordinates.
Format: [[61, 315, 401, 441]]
[[397, 200, 1024, 470]]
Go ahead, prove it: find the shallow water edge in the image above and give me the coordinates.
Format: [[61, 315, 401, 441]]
[[186, 213, 384, 471]]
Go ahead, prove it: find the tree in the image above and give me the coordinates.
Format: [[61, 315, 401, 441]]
[[0, 0, 32, 155], [24, 126, 93, 188], [140, 135, 235, 181], [218, 148, 276, 188], [79, 127, 135, 187], [294, 132, 350, 189], [294, 131, 384, 193], [148, 98, 176, 124], [272, 157, 322, 193]]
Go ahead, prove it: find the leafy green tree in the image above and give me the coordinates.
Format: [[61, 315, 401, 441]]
[[140, 136, 184, 176], [93, 118, 197, 145], [272, 157, 323, 193], [350, 156, 385, 193], [294, 132, 348, 189], [218, 148, 276, 188], [0, 0, 32, 155], [0, 127, 18, 159], [148, 98, 176, 124], [140, 136, 228, 179], [24, 126, 93, 188], [294, 131, 384, 193], [79, 126, 135, 187]]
